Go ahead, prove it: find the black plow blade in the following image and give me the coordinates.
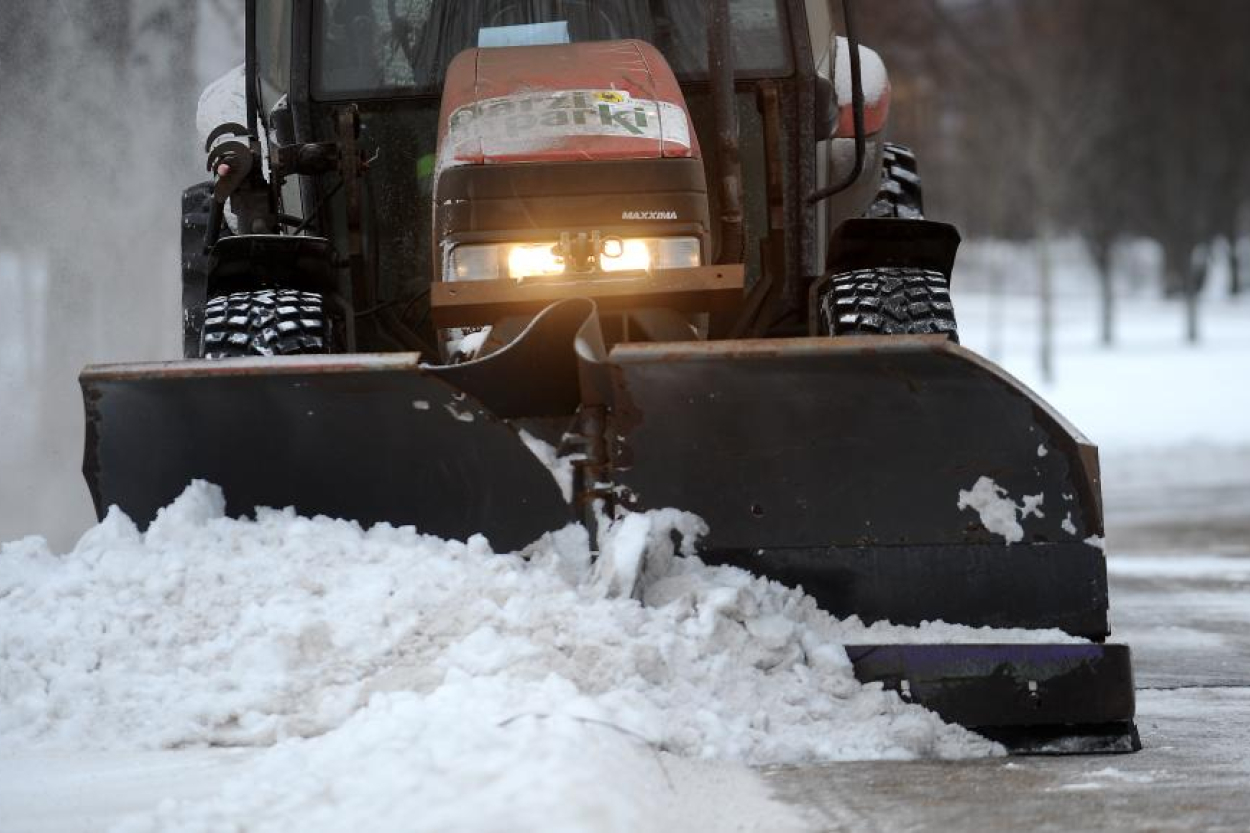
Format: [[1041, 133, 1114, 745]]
[[80, 354, 574, 550], [848, 644, 1139, 754], [607, 335, 1111, 638]]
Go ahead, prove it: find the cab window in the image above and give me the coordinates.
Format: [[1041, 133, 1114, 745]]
[[315, 0, 792, 98]]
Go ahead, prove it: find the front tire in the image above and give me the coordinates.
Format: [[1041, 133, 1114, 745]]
[[820, 266, 958, 341], [200, 289, 338, 358], [821, 144, 956, 339], [866, 143, 924, 220]]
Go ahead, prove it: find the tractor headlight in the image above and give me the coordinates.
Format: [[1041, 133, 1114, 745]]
[[597, 238, 653, 273], [446, 237, 702, 282], [447, 244, 503, 281], [506, 243, 566, 279]]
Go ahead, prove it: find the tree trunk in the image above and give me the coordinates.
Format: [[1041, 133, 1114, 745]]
[[1185, 257, 1205, 345], [1162, 241, 1188, 298], [1089, 238, 1116, 347], [1098, 265, 1115, 348], [1038, 226, 1055, 382], [1230, 236, 1243, 297]]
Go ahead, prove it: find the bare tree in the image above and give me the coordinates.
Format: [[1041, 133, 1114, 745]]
[[1209, 3, 1250, 298], [867, 0, 1250, 349], [913, 0, 1128, 374], [1066, 0, 1142, 347]]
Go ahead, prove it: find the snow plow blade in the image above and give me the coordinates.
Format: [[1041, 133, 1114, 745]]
[[80, 354, 573, 550], [605, 335, 1138, 753], [847, 644, 1139, 754], [607, 335, 1110, 638]]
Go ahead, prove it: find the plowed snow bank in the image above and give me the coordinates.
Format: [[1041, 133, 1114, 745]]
[[0, 482, 1099, 829], [1, 482, 1081, 762], [0, 477, 1095, 820]]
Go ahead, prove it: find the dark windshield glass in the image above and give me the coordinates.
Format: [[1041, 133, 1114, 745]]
[[316, 0, 791, 98]]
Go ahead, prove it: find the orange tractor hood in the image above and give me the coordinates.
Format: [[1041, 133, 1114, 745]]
[[436, 40, 699, 168]]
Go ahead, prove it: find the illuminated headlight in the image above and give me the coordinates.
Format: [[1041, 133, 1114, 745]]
[[507, 243, 566, 279], [599, 238, 702, 274], [446, 237, 702, 282]]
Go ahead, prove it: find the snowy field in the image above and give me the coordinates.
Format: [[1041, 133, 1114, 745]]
[[2, 240, 1249, 831], [954, 239, 1250, 454]]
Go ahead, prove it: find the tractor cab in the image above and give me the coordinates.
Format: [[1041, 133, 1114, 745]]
[[204, 0, 890, 358]]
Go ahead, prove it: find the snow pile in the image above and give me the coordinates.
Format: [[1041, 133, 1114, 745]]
[[112, 693, 813, 833], [0, 482, 1105, 829], [0, 481, 1043, 763]]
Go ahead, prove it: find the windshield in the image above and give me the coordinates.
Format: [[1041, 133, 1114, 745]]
[[316, 0, 792, 98]]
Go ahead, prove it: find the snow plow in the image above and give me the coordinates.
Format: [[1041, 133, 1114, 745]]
[[81, 0, 1137, 753]]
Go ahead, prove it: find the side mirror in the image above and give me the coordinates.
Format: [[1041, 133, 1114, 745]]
[[814, 75, 837, 139]]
